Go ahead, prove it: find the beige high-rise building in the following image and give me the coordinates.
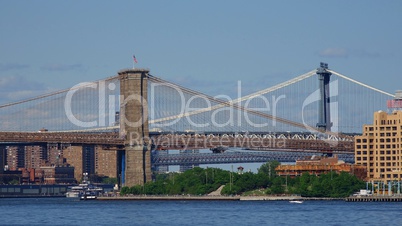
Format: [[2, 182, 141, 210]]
[[63, 145, 83, 181], [355, 110, 402, 183], [95, 145, 117, 178]]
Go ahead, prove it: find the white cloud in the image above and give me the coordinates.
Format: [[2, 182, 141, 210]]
[[318, 48, 380, 59], [353, 49, 380, 58], [0, 63, 29, 71], [318, 48, 349, 58], [41, 63, 86, 72], [0, 75, 49, 104]]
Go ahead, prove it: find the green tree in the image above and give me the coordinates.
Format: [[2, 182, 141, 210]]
[[120, 186, 130, 195], [102, 177, 118, 185], [269, 177, 285, 194], [119, 166, 365, 198], [258, 161, 280, 178]]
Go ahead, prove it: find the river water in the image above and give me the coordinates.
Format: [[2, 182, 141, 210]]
[[0, 198, 401, 225]]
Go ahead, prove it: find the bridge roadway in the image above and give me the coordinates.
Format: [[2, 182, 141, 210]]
[[0, 131, 354, 154], [152, 151, 355, 166], [0, 131, 124, 145], [151, 133, 354, 153]]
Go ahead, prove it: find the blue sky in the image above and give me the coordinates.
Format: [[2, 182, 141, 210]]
[[1, 0, 402, 104]]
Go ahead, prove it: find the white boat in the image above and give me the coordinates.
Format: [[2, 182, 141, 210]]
[[65, 190, 80, 198], [66, 183, 89, 198], [289, 200, 303, 204], [80, 191, 98, 200], [66, 173, 103, 199]]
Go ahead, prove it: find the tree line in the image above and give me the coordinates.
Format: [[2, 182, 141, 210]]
[[120, 161, 365, 198]]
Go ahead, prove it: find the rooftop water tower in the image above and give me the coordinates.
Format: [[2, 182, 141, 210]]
[[387, 90, 402, 110]]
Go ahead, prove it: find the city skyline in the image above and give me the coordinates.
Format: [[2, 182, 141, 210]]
[[1, 0, 401, 105]]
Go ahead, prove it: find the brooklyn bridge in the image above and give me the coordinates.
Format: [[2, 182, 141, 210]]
[[0, 63, 393, 186]]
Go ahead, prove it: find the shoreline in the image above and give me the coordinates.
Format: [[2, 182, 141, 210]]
[[96, 195, 344, 201], [239, 196, 343, 201], [0, 195, 65, 199], [4, 194, 402, 202], [97, 195, 240, 201]]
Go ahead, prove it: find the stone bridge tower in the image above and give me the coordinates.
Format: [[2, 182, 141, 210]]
[[118, 68, 151, 186]]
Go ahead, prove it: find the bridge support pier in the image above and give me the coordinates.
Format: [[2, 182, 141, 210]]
[[125, 146, 151, 186], [118, 68, 151, 187]]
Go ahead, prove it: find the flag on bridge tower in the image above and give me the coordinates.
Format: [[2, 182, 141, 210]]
[[132, 55, 138, 69]]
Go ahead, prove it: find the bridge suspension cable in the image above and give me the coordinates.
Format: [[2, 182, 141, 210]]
[[0, 75, 119, 109], [147, 72, 340, 136], [148, 70, 316, 124], [329, 70, 394, 97]]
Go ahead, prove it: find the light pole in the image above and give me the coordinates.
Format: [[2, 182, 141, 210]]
[[285, 169, 288, 193], [230, 165, 233, 193], [268, 162, 271, 179]]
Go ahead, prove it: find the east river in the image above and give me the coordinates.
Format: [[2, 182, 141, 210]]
[[0, 198, 401, 225]]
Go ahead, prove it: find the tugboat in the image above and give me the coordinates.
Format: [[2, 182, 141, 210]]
[[66, 173, 103, 200]]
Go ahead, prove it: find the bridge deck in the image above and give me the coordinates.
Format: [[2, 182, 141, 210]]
[[0, 132, 354, 153]]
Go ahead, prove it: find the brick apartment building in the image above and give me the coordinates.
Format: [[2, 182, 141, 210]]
[[355, 110, 402, 183]]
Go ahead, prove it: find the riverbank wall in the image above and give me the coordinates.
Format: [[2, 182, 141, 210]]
[[345, 195, 402, 202]]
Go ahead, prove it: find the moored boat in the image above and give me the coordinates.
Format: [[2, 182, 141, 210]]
[[80, 191, 98, 200], [66, 173, 103, 200]]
